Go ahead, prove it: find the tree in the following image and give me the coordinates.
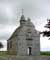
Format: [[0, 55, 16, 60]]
[[40, 19, 50, 40], [0, 42, 3, 48]]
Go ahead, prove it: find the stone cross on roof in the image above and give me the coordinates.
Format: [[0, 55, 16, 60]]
[[22, 9, 24, 15]]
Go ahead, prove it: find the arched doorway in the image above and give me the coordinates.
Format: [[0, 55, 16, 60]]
[[28, 47, 32, 55]]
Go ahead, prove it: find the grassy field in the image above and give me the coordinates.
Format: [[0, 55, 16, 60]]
[[40, 51, 50, 56], [0, 51, 50, 56], [0, 51, 7, 56]]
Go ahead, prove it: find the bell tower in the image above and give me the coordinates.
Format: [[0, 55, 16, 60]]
[[20, 9, 26, 26]]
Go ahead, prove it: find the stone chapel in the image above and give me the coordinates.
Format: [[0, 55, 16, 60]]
[[7, 14, 40, 56]]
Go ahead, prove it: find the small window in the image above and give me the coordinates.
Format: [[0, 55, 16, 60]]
[[26, 34, 32, 40], [26, 31, 32, 40], [26, 38, 32, 40], [28, 31, 31, 33]]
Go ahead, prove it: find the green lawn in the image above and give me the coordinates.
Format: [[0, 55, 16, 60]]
[[0, 51, 50, 56]]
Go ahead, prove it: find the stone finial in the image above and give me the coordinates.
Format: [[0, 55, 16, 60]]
[[27, 18, 31, 22], [20, 15, 25, 20], [20, 15, 26, 26]]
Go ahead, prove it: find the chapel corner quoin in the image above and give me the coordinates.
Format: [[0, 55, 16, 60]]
[[7, 14, 40, 56]]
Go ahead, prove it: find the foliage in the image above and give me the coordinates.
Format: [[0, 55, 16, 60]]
[[0, 42, 3, 48]]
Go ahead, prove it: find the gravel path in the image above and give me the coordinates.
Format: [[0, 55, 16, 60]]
[[0, 56, 8, 60], [0, 56, 50, 60]]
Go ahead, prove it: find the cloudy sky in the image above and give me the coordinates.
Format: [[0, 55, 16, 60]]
[[0, 0, 50, 51]]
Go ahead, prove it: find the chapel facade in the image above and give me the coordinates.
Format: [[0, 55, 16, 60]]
[[7, 15, 40, 56]]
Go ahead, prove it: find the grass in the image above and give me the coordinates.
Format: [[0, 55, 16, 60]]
[[0, 51, 50, 56], [0, 51, 17, 56], [0, 51, 7, 56], [40, 51, 50, 56]]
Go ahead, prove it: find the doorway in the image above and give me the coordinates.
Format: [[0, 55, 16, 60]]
[[28, 47, 32, 55]]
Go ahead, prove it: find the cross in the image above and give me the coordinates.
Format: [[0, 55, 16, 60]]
[[22, 9, 24, 15]]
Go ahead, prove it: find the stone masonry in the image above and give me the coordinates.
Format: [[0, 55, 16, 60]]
[[7, 14, 40, 56]]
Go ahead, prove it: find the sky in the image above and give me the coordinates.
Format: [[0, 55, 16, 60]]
[[0, 0, 50, 51]]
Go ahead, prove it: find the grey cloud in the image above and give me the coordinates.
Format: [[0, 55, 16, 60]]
[[0, 0, 50, 25], [0, 0, 50, 40], [0, 1, 20, 25], [0, 25, 17, 40], [21, 0, 50, 18], [0, 32, 10, 40]]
